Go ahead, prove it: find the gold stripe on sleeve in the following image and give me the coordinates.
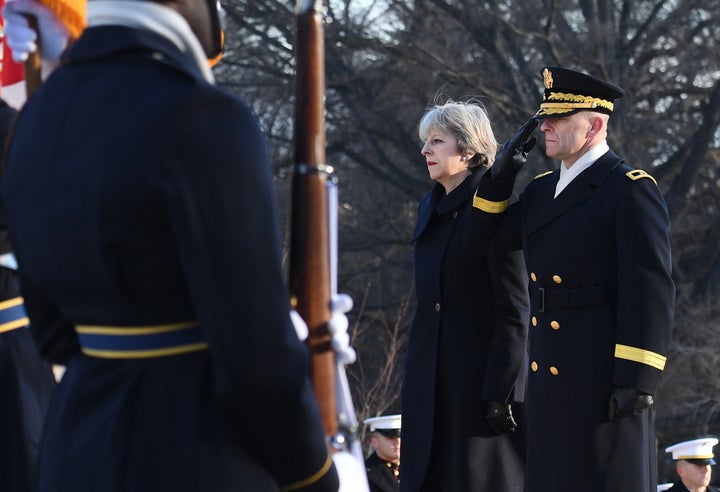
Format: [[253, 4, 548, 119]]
[[614, 344, 667, 371]]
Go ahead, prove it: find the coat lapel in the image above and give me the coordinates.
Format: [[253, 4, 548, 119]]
[[411, 169, 482, 242], [525, 150, 624, 236]]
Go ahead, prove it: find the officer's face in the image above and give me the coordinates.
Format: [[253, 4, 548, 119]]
[[421, 128, 469, 192], [371, 433, 401, 463], [539, 112, 599, 167], [677, 460, 712, 489]]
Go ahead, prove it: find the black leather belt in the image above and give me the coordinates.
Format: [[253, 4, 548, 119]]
[[534, 285, 609, 313]]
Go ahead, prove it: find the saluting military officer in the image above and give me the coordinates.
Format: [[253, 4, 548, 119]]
[[466, 66, 675, 491]]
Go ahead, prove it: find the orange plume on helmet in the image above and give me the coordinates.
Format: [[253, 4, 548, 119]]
[[37, 0, 86, 39]]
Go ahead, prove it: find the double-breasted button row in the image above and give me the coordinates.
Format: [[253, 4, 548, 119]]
[[531, 361, 559, 376], [529, 272, 563, 284], [531, 316, 560, 330], [530, 272, 564, 377]]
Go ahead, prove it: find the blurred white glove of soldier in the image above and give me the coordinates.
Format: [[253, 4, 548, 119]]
[[2, 0, 70, 64], [333, 450, 370, 492], [290, 293, 357, 365]]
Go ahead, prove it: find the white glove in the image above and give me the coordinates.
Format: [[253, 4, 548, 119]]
[[2, 0, 70, 63], [289, 293, 357, 365], [332, 451, 370, 492], [328, 294, 356, 365]]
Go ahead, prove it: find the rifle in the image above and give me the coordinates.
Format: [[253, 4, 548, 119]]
[[289, 0, 366, 469]]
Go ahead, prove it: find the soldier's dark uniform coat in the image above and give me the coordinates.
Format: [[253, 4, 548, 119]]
[[401, 169, 529, 492], [365, 452, 400, 492], [1, 27, 337, 491], [0, 99, 56, 492], [468, 150, 674, 491]]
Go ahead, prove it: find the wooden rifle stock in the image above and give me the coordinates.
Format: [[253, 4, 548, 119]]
[[289, 0, 337, 439], [23, 16, 43, 98]]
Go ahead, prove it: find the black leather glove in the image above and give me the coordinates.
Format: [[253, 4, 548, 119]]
[[477, 117, 539, 202], [608, 386, 654, 421], [487, 401, 517, 434]]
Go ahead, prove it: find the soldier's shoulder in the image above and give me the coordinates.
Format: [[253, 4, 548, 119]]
[[533, 170, 554, 180], [624, 168, 658, 185]]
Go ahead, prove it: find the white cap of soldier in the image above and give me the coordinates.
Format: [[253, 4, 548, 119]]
[[665, 437, 719, 465], [657, 483, 673, 491], [363, 414, 401, 438]]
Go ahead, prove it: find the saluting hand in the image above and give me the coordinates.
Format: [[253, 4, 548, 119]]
[[492, 116, 539, 182], [475, 116, 538, 203]]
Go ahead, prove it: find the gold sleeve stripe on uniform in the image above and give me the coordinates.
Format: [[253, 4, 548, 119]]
[[0, 317, 31, 334], [0, 296, 24, 310], [534, 171, 553, 180], [614, 344, 666, 371], [472, 194, 508, 213], [626, 169, 657, 185], [0, 296, 29, 334], [280, 452, 333, 491]]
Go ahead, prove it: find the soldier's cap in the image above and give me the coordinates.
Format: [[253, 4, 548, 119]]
[[665, 437, 719, 465], [363, 414, 401, 438], [535, 66, 625, 119]]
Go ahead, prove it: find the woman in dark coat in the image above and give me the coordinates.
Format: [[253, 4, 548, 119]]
[[400, 100, 530, 492]]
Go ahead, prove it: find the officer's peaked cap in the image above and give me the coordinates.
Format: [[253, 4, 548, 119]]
[[363, 414, 401, 438], [665, 437, 719, 466], [536, 66, 625, 118]]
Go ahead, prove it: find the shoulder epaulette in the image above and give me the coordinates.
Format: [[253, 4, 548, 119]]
[[625, 169, 657, 185], [534, 171, 554, 180]]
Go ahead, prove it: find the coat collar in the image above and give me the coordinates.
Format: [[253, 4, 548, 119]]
[[412, 169, 483, 242], [524, 149, 624, 235], [64, 26, 210, 85]]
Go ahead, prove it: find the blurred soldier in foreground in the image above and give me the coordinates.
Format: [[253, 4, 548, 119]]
[[0, 0, 348, 488], [0, 95, 56, 491]]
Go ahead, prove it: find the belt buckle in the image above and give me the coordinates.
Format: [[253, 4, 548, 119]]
[[538, 287, 545, 313]]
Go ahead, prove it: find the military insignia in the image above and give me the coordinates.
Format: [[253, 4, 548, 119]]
[[543, 68, 553, 89], [534, 170, 553, 180], [626, 169, 657, 185]]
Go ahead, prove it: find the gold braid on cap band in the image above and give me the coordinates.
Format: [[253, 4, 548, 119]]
[[540, 92, 614, 114]]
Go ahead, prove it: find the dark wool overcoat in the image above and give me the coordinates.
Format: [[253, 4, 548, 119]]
[[0, 266, 56, 491], [468, 150, 675, 492], [0, 97, 56, 492], [1, 27, 337, 491], [401, 169, 529, 492]]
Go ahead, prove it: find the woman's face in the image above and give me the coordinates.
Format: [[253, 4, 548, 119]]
[[421, 127, 469, 192]]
